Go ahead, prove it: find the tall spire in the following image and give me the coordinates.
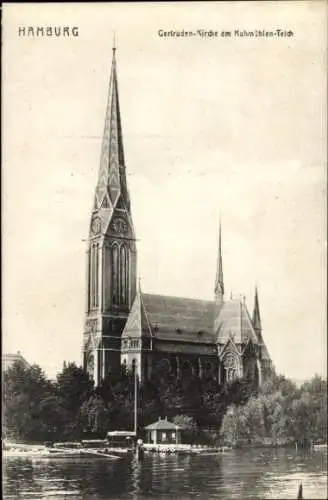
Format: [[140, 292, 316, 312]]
[[95, 43, 130, 211], [252, 286, 262, 336], [214, 218, 224, 301]]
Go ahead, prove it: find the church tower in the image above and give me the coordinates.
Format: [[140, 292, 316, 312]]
[[83, 46, 137, 386]]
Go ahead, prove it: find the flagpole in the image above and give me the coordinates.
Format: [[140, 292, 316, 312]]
[[134, 366, 138, 436]]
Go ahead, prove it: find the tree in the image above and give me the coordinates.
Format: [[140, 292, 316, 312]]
[[80, 395, 111, 436], [3, 361, 56, 441], [290, 376, 327, 446], [261, 392, 288, 444], [173, 414, 197, 443], [55, 362, 94, 439], [220, 405, 249, 447]]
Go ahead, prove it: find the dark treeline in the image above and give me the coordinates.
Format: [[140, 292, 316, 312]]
[[221, 373, 327, 448], [3, 360, 327, 448]]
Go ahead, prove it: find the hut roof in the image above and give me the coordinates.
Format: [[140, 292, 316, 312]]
[[144, 418, 181, 431]]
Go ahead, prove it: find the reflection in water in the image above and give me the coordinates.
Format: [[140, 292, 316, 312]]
[[3, 448, 327, 499]]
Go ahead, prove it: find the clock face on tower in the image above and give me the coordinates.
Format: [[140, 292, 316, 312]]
[[91, 216, 101, 234], [111, 217, 128, 234]]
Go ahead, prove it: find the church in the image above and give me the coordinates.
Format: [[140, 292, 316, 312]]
[[82, 47, 271, 387]]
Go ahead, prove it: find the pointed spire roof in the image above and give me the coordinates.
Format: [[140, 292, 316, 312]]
[[252, 286, 262, 333], [214, 219, 224, 298], [95, 45, 130, 211]]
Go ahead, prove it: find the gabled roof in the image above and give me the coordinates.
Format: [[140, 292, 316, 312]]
[[218, 338, 243, 358], [141, 293, 215, 344], [215, 298, 259, 345], [122, 292, 143, 338], [123, 292, 270, 358], [123, 292, 216, 343], [144, 418, 181, 430]]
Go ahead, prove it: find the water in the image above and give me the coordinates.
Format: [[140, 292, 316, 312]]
[[3, 448, 327, 499]]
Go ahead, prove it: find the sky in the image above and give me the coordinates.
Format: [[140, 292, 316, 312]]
[[3, 2, 327, 381]]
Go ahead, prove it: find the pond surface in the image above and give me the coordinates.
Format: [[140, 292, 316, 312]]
[[3, 447, 327, 499]]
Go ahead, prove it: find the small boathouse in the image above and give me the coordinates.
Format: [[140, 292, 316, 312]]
[[145, 417, 182, 445]]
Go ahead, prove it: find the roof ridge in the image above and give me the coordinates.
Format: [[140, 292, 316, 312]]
[[142, 292, 214, 304]]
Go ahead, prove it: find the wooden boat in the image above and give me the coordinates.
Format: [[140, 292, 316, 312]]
[[3, 446, 82, 459]]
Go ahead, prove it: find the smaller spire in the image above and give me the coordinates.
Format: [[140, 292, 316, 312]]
[[112, 31, 117, 54], [214, 217, 224, 301], [252, 285, 262, 335]]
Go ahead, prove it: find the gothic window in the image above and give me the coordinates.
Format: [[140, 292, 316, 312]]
[[87, 354, 94, 378], [204, 361, 214, 379], [181, 360, 193, 379], [156, 359, 171, 380], [89, 243, 99, 309], [111, 243, 119, 305], [104, 245, 111, 309], [223, 353, 238, 384], [120, 245, 128, 305], [132, 358, 137, 375]]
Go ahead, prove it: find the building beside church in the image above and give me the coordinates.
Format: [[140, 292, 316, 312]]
[[82, 47, 271, 387], [2, 351, 30, 372]]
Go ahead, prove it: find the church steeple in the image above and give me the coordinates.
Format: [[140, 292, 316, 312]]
[[95, 45, 130, 212], [252, 286, 262, 338], [214, 220, 224, 302], [83, 44, 137, 386]]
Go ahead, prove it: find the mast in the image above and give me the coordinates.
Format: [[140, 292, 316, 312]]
[[134, 367, 138, 435]]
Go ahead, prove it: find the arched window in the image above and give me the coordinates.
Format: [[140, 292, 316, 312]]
[[132, 358, 137, 375], [111, 243, 119, 305], [120, 245, 128, 305], [204, 361, 214, 379], [89, 244, 99, 309], [155, 358, 171, 382], [103, 245, 111, 309], [223, 353, 238, 384], [181, 360, 193, 379]]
